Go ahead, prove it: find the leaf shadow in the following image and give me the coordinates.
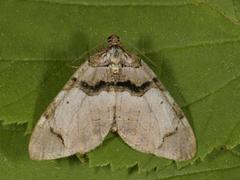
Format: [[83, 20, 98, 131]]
[[31, 31, 89, 130], [27, 31, 89, 162]]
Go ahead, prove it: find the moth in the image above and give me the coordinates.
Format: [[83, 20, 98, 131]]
[[29, 35, 196, 161]]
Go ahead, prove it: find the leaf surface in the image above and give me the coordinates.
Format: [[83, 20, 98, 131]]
[[1, 0, 240, 178]]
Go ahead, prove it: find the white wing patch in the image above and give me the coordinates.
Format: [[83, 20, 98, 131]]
[[29, 88, 115, 160], [29, 35, 196, 161], [116, 88, 195, 161]]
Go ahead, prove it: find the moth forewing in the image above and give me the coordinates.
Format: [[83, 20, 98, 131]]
[[29, 35, 196, 161]]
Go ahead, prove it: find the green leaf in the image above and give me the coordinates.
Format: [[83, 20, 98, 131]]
[[1, 0, 240, 178], [204, 0, 239, 23], [87, 132, 174, 172]]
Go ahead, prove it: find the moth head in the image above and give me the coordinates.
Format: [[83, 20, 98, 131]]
[[108, 35, 120, 45]]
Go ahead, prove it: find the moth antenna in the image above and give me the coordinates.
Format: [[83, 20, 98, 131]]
[[68, 64, 80, 69], [99, 43, 105, 51], [71, 39, 109, 64], [120, 39, 157, 68]]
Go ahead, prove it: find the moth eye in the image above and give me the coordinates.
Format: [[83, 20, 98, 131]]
[[108, 35, 113, 42]]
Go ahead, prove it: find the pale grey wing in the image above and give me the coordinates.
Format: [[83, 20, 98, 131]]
[[29, 62, 115, 160], [116, 63, 196, 161]]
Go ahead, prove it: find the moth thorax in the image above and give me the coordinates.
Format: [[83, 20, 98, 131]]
[[109, 46, 122, 75], [109, 64, 121, 75], [111, 65, 120, 74]]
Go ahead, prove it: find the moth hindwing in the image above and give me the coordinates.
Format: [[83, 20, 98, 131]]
[[29, 35, 196, 161]]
